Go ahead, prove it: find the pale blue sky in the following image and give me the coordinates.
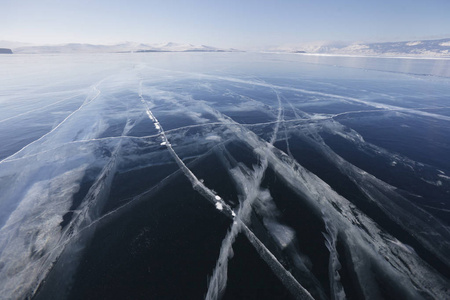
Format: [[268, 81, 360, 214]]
[[2, 0, 449, 49]]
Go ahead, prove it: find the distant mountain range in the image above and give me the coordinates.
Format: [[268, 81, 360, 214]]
[[2, 38, 450, 57], [272, 38, 450, 57], [0, 41, 238, 54]]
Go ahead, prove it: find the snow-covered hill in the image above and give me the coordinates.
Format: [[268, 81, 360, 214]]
[[274, 38, 450, 57], [8, 42, 237, 54]]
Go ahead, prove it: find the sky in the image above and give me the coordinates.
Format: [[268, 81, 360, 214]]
[[1, 0, 450, 49]]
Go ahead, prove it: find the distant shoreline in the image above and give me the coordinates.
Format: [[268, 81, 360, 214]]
[[0, 48, 13, 54]]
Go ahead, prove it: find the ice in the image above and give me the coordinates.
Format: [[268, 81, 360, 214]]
[[206, 84, 283, 299], [1, 52, 450, 299], [241, 223, 315, 300], [438, 174, 450, 180], [263, 221, 295, 248]]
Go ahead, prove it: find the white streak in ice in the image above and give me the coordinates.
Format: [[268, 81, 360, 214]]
[[138, 80, 235, 219], [206, 85, 301, 300], [0, 80, 104, 164], [194, 92, 448, 299]]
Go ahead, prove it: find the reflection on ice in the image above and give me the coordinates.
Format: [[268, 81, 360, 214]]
[[0, 53, 450, 299]]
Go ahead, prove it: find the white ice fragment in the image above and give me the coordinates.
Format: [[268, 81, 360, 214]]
[[154, 123, 160, 130], [160, 142, 166, 146], [215, 202, 223, 211], [215, 195, 221, 200]]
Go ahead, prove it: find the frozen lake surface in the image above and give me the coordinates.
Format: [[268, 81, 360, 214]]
[[1, 52, 450, 299]]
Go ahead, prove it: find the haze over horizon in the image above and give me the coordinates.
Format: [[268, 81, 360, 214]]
[[2, 0, 450, 50]]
